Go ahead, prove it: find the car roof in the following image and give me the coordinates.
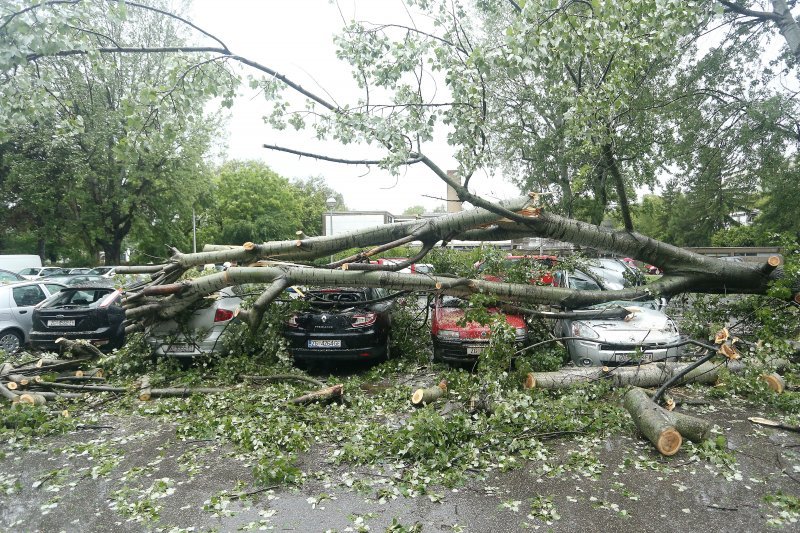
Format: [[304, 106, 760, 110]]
[[63, 284, 117, 290]]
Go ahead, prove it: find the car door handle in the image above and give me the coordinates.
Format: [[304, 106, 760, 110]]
[[19, 310, 28, 314]]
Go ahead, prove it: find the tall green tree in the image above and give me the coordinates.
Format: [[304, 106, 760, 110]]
[[0, 0, 232, 263]]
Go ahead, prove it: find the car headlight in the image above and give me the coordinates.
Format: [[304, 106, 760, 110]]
[[572, 321, 599, 339], [437, 330, 460, 340], [666, 319, 679, 335]]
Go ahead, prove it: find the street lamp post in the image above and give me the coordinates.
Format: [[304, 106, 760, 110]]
[[326, 197, 337, 263]]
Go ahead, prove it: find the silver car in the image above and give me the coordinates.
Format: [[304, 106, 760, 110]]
[[559, 300, 682, 367], [0, 281, 66, 354], [145, 287, 241, 358]]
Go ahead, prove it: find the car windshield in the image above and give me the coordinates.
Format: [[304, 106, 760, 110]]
[[43, 288, 116, 308], [584, 300, 660, 311], [439, 295, 467, 308], [0, 270, 20, 282], [88, 267, 113, 275]]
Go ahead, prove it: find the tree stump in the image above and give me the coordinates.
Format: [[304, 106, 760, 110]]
[[411, 380, 447, 406], [760, 373, 785, 394]]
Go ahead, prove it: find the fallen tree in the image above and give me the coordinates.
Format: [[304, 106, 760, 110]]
[[2, 2, 795, 332], [116, 200, 791, 333]]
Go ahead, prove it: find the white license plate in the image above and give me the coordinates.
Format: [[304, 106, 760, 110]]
[[617, 352, 653, 362], [165, 343, 194, 353], [466, 346, 484, 355], [48, 319, 75, 327], [308, 339, 342, 348]]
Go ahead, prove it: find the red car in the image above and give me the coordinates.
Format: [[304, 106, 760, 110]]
[[431, 296, 529, 365]]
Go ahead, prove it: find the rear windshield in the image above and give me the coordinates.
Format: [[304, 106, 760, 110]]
[[43, 288, 117, 308], [307, 289, 368, 305]]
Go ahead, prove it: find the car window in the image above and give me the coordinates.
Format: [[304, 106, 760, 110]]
[[19, 268, 39, 276], [0, 271, 19, 282], [45, 288, 115, 308], [568, 272, 601, 291], [12, 285, 47, 306], [44, 284, 64, 295]]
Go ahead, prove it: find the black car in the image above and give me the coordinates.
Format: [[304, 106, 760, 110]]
[[30, 285, 125, 353], [283, 287, 393, 365]]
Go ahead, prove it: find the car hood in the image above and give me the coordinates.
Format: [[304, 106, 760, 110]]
[[578, 307, 678, 344], [435, 307, 525, 333]]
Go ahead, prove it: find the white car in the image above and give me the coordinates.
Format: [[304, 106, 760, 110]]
[[558, 300, 682, 367], [145, 287, 241, 358], [0, 281, 66, 354], [87, 266, 116, 278], [18, 267, 68, 280]]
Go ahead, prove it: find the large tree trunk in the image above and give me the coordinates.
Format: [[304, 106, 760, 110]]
[[524, 360, 745, 390], [624, 387, 683, 455]]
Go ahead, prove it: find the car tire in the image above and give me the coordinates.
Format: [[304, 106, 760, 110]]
[[0, 329, 23, 355], [432, 346, 443, 363], [384, 335, 392, 361]]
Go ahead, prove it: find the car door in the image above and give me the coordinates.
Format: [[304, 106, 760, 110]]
[[9, 284, 48, 340]]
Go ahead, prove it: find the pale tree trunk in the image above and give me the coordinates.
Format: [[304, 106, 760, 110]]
[[772, 0, 800, 61]]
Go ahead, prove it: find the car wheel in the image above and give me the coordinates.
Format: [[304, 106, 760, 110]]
[[0, 330, 23, 355], [432, 346, 442, 363], [384, 335, 392, 361]]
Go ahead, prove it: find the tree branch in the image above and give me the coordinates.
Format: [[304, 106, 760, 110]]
[[262, 144, 423, 166], [718, 0, 782, 21]]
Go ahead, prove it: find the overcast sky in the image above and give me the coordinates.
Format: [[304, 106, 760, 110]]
[[188, 0, 519, 212]]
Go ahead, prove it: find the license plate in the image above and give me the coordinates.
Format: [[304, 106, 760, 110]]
[[466, 346, 484, 355], [165, 343, 194, 353], [48, 319, 75, 327], [617, 352, 653, 362], [308, 339, 342, 348]]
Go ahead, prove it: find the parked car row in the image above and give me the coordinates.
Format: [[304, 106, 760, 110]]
[[0, 254, 682, 372], [17, 266, 116, 280]]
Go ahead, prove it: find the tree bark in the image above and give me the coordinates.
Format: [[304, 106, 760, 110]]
[[525, 360, 745, 390], [0, 383, 19, 402], [668, 410, 713, 443], [772, 0, 800, 61], [288, 384, 343, 405], [411, 380, 448, 406], [148, 387, 228, 398], [624, 387, 682, 456], [55, 337, 104, 359], [138, 375, 151, 401]]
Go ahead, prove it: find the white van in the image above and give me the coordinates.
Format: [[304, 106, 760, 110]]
[[0, 255, 42, 273]]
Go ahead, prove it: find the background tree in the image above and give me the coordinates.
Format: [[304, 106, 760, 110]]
[[402, 205, 426, 216], [197, 162, 343, 246], [0, 0, 232, 263]]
